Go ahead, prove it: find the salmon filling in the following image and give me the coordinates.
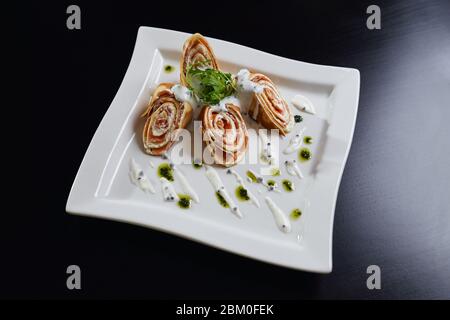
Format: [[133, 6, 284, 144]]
[[142, 83, 193, 156], [200, 104, 248, 167]]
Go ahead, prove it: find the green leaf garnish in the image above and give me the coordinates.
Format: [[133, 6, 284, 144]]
[[185, 60, 236, 105]]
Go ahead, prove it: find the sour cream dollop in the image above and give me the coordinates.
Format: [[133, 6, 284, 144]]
[[210, 95, 241, 113], [171, 84, 199, 108], [291, 94, 316, 115], [236, 69, 265, 93]]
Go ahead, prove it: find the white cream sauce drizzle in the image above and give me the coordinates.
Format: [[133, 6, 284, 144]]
[[284, 160, 304, 179], [259, 131, 277, 165], [129, 158, 155, 194], [226, 169, 260, 208], [291, 94, 316, 114], [161, 153, 199, 203], [171, 84, 199, 108], [264, 196, 291, 233], [174, 167, 200, 203], [283, 127, 306, 154], [205, 166, 243, 218], [160, 177, 179, 202]]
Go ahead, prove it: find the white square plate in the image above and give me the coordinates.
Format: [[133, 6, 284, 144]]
[[66, 27, 359, 273]]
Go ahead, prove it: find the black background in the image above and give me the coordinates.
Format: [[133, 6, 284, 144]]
[[8, 0, 450, 299]]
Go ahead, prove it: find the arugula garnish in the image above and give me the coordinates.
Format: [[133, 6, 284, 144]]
[[185, 60, 236, 105]]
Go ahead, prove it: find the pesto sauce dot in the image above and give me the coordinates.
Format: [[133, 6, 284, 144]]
[[164, 65, 175, 73], [290, 208, 302, 220], [158, 163, 174, 181], [282, 179, 294, 192], [177, 194, 192, 209], [304, 136, 313, 144], [192, 159, 203, 169], [216, 191, 229, 208], [267, 180, 276, 187], [271, 168, 281, 176], [246, 171, 258, 183], [235, 185, 250, 201], [299, 148, 312, 162]]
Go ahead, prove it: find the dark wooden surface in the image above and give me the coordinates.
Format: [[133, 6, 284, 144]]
[[8, 0, 450, 299]]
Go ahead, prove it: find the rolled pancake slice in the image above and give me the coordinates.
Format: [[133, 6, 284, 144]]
[[142, 83, 193, 156], [180, 33, 219, 86], [200, 104, 249, 167], [248, 73, 293, 136]]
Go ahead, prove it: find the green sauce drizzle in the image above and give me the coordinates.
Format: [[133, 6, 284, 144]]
[[164, 65, 175, 73], [271, 168, 281, 176], [246, 170, 258, 183], [290, 208, 302, 220], [192, 159, 203, 169], [235, 185, 250, 201], [282, 179, 294, 192], [157, 163, 174, 181], [304, 136, 313, 144], [177, 194, 192, 209], [216, 191, 229, 208], [299, 148, 312, 162], [294, 115, 303, 123]]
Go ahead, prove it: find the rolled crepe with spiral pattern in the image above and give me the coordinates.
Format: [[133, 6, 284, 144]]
[[142, 83, 193, 156], [248, 73, 294, 136], [180, 33, 219, 86], [200, 104, 249, 167]]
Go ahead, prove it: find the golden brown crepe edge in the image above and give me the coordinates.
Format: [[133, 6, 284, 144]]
[[248, 74, 293, 136], [179, 33, 219, 86]]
